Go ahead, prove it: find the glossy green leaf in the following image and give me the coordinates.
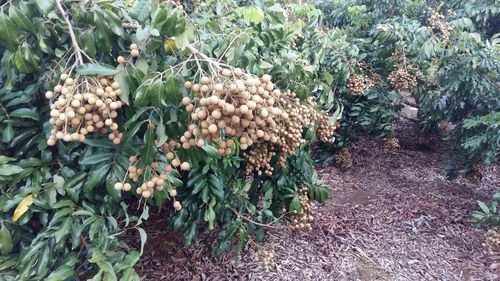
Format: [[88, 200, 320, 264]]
[[9, 7, 34, 32], [2, 122, 14, 143], [0, 164, 23, 176], [0, 14, 19, 52], [76, 63, 121, 75], [36, 0, 55, 14], [45, 265, 74, 281], [0, 224, 13, 255]]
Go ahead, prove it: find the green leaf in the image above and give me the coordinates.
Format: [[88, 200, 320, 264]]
[[130, 0, 152, 24], [9, 7, 34, 32], [137, 227, 147, 255], [45, 265, 74, 281], [114, 65, 130, 105], [2, 122, 14, 143], [141, 126, 156, 164], [9, 108, 39, 120], [54, 217, 73, 243], [36, 0, 55, 14], [79, 152, 114, 165], [81, 32, 97, 58], [0, 164, 23, 176], [236, 6, 264, 25], [0, 224, 13, 255], [477, 201, 490, 214], [0, 14, 19, 52], [13, 49, 35, 73], [83, 163, 112, 193], [76, 63, 121, 75], [0, 156, 15, 164], [53, 175, 65, 190], [155, 120, 168, 147], [289, 195, 302, 214]]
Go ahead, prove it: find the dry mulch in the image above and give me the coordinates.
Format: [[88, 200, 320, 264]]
[[132, 121, 499, 280]]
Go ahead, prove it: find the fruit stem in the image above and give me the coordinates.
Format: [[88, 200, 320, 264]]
[[55, 0, 84, 65], [186, 44, 222, 71]]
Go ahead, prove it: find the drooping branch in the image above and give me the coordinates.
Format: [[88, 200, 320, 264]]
[[55, 0, 84, 65], [186, 44, 222, 71]]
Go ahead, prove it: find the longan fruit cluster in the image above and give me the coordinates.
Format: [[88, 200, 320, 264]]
[[384, 138, 400, 154], [335, 148, 352, 168], [484, 227, 500, 254], [181, 68, 335, 175], [347, 74, 371, 96], [115, 155, 188, 210], [254, 249, 275, 269], [316, 112, 337, 143], [129, 43, 140, 58], [243, 143, 276, 176], [388, 68, 417, 91], [161, 140, 191, 171], [46, 74, 123, 146], [291, 187, 314, 231], [428, 11, 451, 44]]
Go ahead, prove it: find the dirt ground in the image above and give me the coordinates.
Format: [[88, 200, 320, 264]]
[[132, 121, 499, 280]]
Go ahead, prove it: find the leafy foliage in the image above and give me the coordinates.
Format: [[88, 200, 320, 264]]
[[471, 191, 500, 228], [0, 0, 337, 279]]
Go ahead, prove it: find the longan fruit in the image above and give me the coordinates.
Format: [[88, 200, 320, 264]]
[[173, 201, 182, 211], [114, 182, 124, 190], [182, 97, 191, 106], [130, 49, 140, 57], [171, 158, 181, 167], [117, 56, 126, 64], [208, 124, 218, 133], [142, 190, 151, 198], [169, 189, 177, 197], [180, 162, 190, 171]]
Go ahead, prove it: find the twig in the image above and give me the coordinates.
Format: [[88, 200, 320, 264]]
[[228, 207, 283, 229], [55, 0, 84, 65], [186, 44, 222, 71]]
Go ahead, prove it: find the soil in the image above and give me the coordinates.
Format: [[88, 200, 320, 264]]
[[130, 120, 499, 280]]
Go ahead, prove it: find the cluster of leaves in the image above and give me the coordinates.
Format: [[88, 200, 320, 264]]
[[471, 191, 500, 228], [0, 0, 200, 279], [0, 0, 339, 279], [315, 0, 499, 177]]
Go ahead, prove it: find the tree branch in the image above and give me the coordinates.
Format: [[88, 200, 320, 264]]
[[55, 0, 84, 65]]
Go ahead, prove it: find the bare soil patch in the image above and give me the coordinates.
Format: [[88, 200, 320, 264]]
[[131, 121, 499, 280]]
